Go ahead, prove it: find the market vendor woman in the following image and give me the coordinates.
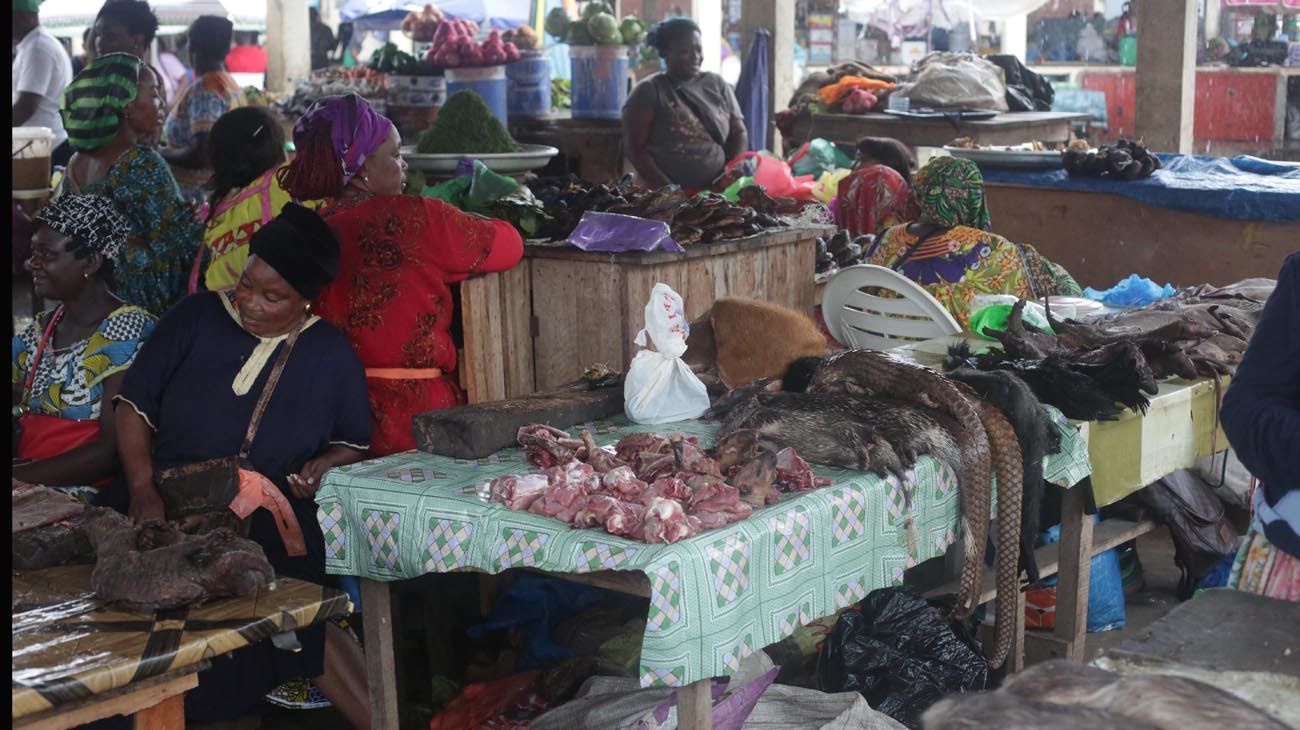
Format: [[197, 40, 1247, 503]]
[[623, 18, 747, 190]]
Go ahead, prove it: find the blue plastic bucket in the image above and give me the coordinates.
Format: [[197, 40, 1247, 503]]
[[569, 45, 630, 120], [507, 51, 552, 118], [446, 65, 508, 126]]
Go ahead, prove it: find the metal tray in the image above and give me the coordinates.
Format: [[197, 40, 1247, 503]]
[[944, 146, 1064, 170], [401, 143, 560, 175]]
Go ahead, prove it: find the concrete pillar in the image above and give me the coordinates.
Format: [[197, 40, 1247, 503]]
[[1003, 13, 1028, 61], [739, 0, 794, 152], [1134, 0, 1196, 152], [691, 0, 722, 74], [1204, 0, 1221, 39], [266, 0, 310, 93]]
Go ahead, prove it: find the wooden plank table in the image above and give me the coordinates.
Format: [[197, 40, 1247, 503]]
[[12, 564, 350, 729], [789, 110, 1091, 150], [459, 226, 831, 401], [898, 335, 1226, 665]]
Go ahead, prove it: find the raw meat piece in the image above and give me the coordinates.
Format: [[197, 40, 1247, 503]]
[[632, 451, 679, 483], [530, 480, 589, 523], [12, 482, 85, 533], [601, 466, 648, 500], [732, 450, 781, 507], [646, 475, 694, 504], [642, 498, 695, 544], [670, 434, 722, 477], [604, 501, 648, 540], [488, 473, 550, 511], [580, 429, 626, 474], [545, 461, 602, 494], [613, 433, 672, 462], [687, 480, 753, 529], [774, 448, 832, 492], [573, 494, 621, 528], [517, 424, 584, 468], [85, 510, 275, 612]]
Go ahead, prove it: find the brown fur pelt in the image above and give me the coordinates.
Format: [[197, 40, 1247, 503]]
[[685, 298, 829, 389]]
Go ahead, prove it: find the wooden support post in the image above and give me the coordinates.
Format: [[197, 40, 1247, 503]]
[[266, 0, 311, 93], [739, 0, 795, 153], [1134, 0, 1196, 153], [677, 678, 714, 730], [361, 578, 400, 730], [1026, 485, 1094, 662], [132, 694, 184, 730]]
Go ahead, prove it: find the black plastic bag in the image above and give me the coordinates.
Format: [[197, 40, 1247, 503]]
[[985, 55, 1055, 112], [816, 587, 988, 729]]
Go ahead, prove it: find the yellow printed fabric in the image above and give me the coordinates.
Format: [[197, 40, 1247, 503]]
[[202, 165, 318, 292]]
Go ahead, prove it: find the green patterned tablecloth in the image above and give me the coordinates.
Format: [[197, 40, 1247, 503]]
[[317, 414, 1090, 687]]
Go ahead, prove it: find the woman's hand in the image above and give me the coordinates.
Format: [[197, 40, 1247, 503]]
[[288, 458, 330, 499], [129, 485, 167, 524]]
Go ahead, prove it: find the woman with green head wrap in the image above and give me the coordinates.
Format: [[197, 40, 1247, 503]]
[[865, 156, 1081, 327], [60, 52, 202, 317]]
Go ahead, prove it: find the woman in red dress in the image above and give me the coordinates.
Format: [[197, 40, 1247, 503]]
[[279, 94, 524, 455]]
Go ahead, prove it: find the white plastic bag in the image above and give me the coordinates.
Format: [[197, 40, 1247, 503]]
[[624, 283, 710, 425], [901, 52, 1009, 112]]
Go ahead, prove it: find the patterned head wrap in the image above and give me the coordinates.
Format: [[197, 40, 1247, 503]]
[[293, 93, 393, 185], [35, 194, 132, 262], [912, 156, 992, 232], [61, 53, 144, 152]]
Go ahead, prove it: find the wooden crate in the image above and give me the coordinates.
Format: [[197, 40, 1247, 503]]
[[459, 228, 826, 400]]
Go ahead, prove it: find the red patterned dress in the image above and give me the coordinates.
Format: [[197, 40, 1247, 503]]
[[315, 195, 524, 455]]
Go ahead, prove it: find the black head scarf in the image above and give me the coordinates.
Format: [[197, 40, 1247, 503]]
[[248, 203, 339, 299]]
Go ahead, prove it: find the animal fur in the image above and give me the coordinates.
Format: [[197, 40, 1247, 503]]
[[684, 298, 828, 389], [922, 691, 1158, 730]]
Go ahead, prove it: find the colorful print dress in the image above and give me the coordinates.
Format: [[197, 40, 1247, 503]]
[[163, 71, 246, 207]]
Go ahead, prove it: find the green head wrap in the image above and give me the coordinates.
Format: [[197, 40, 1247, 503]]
[[13, 0, 42, 13], [912, 156, 992, 232], [60, 53, 144, 152]]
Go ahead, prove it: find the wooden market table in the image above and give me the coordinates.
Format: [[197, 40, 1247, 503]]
[[12, 564, 350, 729], [983, 183, 1299, 287], [457, 226, 830, 402], [319, 414, 1091, 730], [508, 112, 630, 184], [787, 110, 1090, 151], [898, 335, 1227, 666]]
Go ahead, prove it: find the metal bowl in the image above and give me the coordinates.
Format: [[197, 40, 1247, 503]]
[[944, 146, 1064, 171], [400, 143, 560, 175]]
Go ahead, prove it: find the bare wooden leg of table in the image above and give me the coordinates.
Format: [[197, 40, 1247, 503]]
[[133, 692, 184, 730], [1025, 485, 1094, 663], [361, 578, 400, 730], [677, 678, 714, 730]]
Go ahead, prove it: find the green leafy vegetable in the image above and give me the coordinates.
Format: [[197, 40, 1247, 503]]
[[416, 90, 522, 154]]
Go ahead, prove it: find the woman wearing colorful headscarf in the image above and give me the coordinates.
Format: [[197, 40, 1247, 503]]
[[115, 204, 371, 726], [278, 93, 524, 456], [59, 52, 203, 317], [866, 156, 1082, 326], [162, 15, 246, 209], [12, 195, 156, 506], [836, 136, 920, 237]]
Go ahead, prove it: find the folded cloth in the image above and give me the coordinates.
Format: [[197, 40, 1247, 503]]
[[231, 469, 307, 557]]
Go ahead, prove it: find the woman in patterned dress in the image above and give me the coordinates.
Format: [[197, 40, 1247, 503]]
[[278, 93, 525, 456], [866, 156, 1082, 327], [59, 52, 203, 316], [161, 15, 246, 209], [836, 137, 920, 237], [12, 195, 155, 506]]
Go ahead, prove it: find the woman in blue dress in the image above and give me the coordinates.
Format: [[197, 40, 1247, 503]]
[[114, 203, 371, 727]]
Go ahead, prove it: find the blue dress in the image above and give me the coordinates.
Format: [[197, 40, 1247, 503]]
[[116, 290, 371, 720]]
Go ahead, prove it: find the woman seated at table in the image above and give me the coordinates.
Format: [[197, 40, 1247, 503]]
[[836, 136, 919, 237], [59, 52, 202, 316], [278, 93, 524, 456], [114, 204, 370, 727], [867, 156, 1082, 327], [198, 105, 307, 293], [12, 195, 156, 507], [162, 15, 246, 210], [623, 17, 748, 191]]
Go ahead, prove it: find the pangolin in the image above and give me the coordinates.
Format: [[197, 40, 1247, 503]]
[[785, 352, 994, 622]]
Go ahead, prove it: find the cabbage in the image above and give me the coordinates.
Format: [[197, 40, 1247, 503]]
[[587, 12, 622, 45], [581, 2, 614, 21], [566, 21, 594, 45], [545, 7, 570, 38], [619, 17, 645, 45]]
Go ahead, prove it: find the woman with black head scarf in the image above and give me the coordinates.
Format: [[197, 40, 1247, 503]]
[[622, 17, 747, 190], [115, 203, 371, 726], [162, 15, 247, 209]]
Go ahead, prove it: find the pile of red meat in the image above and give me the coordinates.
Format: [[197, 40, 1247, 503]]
[[487, 425, 831, 544]]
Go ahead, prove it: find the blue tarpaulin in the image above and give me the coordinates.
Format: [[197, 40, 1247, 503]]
[[978, 154, 1300, 223], [735, 29, 770, 153]]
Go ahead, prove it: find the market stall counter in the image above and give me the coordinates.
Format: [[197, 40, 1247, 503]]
[[788, 110, 1090, 152], [508, 112, 629, 184], [12, 566, 349, 729], [318, 413, 1092, 730], [458, 226, 832, 402]]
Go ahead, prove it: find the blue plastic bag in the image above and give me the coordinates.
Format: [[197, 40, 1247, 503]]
[[1040, 518, 1127, 632], [1084, 273, 1176, 307]]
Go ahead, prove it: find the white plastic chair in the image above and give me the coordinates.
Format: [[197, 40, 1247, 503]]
[[822, 264, 962, 350]]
